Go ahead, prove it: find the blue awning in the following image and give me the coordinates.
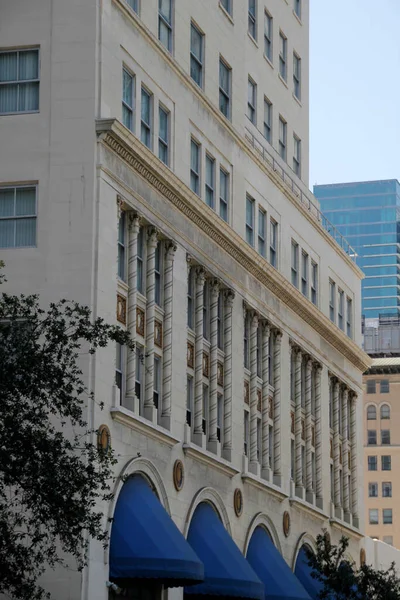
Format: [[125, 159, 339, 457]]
[[185, 502, 265, 600], [246, 526, 311, 600], [294, 547, 325, 600], [110, 475, 204, 587]]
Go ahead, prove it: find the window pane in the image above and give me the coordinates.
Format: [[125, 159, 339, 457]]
[[18, 50, 39, 80], [0, 219, 14, 247], [15, 218, 36, 246], [191, 25, 202, 61], [123, 69, 133, 107], [141, 89, 150, 124], [159, 107, 168, 142], [159, 20, 171, 50], [219, 61, 229, 92], [123, 105, 132, 130], [191, 140, 199, 172], [18, 82, 39, 112], [0, 189, 14, 217], [246, 197, 254, 226], [16, 187, 36, 215], [0, 52, 18, 82], [159, 0, 172, 22], [0, 84, 18, 113]]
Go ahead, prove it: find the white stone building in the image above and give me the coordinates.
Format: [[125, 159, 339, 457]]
[[0, 0, 371, 599]]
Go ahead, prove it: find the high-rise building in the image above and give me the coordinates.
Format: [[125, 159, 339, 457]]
[[0, 1, 370, 599], [314, 180, 400, 320]]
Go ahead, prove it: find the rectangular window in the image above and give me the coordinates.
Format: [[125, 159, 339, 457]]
[[248, 0, 257, 39], [0, 185, 37, 248], [190, 138, 201, 195], [381, 380, 390, 393], [329, 280, 335, 323], [367, 430, 377, 445], [279, 32, 287, 80], [158, 105, 169, 165], [293, 53, 301, 100], [153, 355, 161, 409], [338, 289, 344, 331], [135, 344, 143, 404], [115, 343, 123, 402], [279, 116, 287, 160], [367, 380, 376, 394], [159, 0, 173, 52], [293, 135, 301, 177], [270, 219, 277, 268], [368, 456, 377, 471], [247, 78, 256, 124], [155, 242, 162, 306], [383, 536, 393, 546], [346, 297, 352, 337], [294, 0, 301, 19], [301, 251, 308, 297], [217, 293, 224, 350], [217, 393, 223, 442], [186, 376, 193, 426], [137, 227, 144, 294], [383, 509, 393, 524], [369, 482, 378, 497], [205, 155, 215, 208], [127, 0, 139, 12], [122, 68, 135, 131], [244, 410, 249, 455], [382, 455, 391, 471], [219, 59, 231, 119], [202, 385, 208, 434], [141, 87, 152, 149], [291, 240, 299, 287], [190, 23, 204, 88], [264, 97, 272, 143], [187, 268, 194, 329], [258, 208, 266, 257], [0, 48, 39, 115], [203, 282, 209, 340], [264, 12, 273, 61], [311, 261, 318, 305], [257, 418, 262, 461], [382, 482, 392, 497], [118, 212, 126, 281], [381, 430, 391, 445], [369, 509, 379, 525], [219, 168, 229, 222], [221, 0, 232, 15], [246, 195, 255, 246]]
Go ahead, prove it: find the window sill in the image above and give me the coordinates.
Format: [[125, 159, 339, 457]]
[[292, 10, 302, 25], [110, 405, 180, 447], [292, 93, 302, 107], [183, 441, 239, 478], [0, 110, 40, 116], [247, 32, 259, 49], [263, 54, 274, 69], [278, 74, 288, 89], [218, 2, 234, 25]]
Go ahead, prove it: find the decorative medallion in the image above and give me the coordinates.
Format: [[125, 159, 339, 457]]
[[187, 342, 194, 368], [283, 511, 291, 537], [291, 411, 295, 434], [311, 425, 315, 447], [116, 294, 127, 325], [301, 419, 305, 441], [173, 459, 184, 491], [217, 361, 224, 386], [360, 548, 366, 567], [269, 397, 274, 419], [97, 424, 111, 455], [244, 380, 250, 405], [233, 488, 243, 517], [203, 352, 209, 377], [154, 319, 163, 348], [257, 389, 262, 412], [136, 307, 145, 336], [330, 438, 333, 459]]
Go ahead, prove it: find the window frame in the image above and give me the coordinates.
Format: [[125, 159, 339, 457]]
[[367, 429, 377, 446], [270, 218, 277, 268], [219, 58, 231, 119], [382, 455, 391, 471], [338, 289, 344, 331], [381, 429, 391, 445], [381, 404, 390, 419], [205, 154, 216, 209], [0, 184, 37, 249], [220, 0, 232, 16], [258, 207, 266, 257], [245, 195, 255, 246], [278, 116, 287, 160], [153, 354, 162, 409], [140, 86, 153, 149], [369, 509, 379, 525], [346, 296, 352, 337], [264, 11, 273, 61], [367, 379, 376, 394], [380, 380, 390, 394], [329, 280, 335, 323], [190, 22, 204, 88], [311, 261, 318, 305], [247, 77, 257, 124], [368, 482, 378, 498], [248, 0, 257, 40], [219, 168, 229, 222], [382, 482, 392, 498], [263, 97, 272, 143], [293, 134, 301, 177], [383, 509, 393, 525], [368, 455, 377, 471], [158, 0, 173, 53], [367, 405, 377, 420], [301, 250, 308, 297], [158, 104, 170, 166], [279, 31, 287, 81], [122, 67, 135, 131], [187, 267, 194, 329], [190, 137, 201, 195], [117, 211, 127, 282], [126, 0, 139, 13], [294, 0, 301, 19], [291, 240, 299, 287], [293, 52, 301, 100], [154, 241, 162, 307], [186, 375, 193, 426], [0, 48, 40, 115]]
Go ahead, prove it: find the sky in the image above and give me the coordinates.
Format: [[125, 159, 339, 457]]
[[309, 0, 400, 187]]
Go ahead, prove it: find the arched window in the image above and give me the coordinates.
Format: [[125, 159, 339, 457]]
[[381, 404, 390, 420], [367, 405, 376, 420]]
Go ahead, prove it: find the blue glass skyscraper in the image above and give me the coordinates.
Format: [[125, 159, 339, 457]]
[[314, 180, 400, 319]]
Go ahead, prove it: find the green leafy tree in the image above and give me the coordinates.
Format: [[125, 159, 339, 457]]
[[306, 532, 400, 600], [0, 271, 135, 600]]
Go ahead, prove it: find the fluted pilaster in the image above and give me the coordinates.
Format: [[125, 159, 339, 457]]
[[332, 379, 341, 514], [294, 348, 303, 496], [160, 241, 176, 429], [342, 387, 350, 520], [125, 213, 140, 410], [261, 321, 271, 479], [315, 364, 323, 509], [208, 279, 220, 451], [144, 228, 159, 422], [222, 290, 234, 461], [273, 331, 282, 486], [305, 357, 313, 502], [350, 394, 359, 527], [193, 267, 206, 444], [249, 311, 259, 474]]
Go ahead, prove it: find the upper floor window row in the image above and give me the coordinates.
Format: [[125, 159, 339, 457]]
[[0, 49, 39, 115], [329, 279, 353, 338], [291, 239, 318, 306], [366, 379, 390, 395], [246, 194, 278, 268]]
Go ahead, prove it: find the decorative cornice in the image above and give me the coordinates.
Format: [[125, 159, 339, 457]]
[[110, 406, 180, 447], [96, 118, 371, 374], [241, 472, 288, 502], [289, 497, 329, 522], [182, 443, 240, 478], [329, 517, 363, 540]]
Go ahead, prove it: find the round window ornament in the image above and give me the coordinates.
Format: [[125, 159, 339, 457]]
[[97, 424, 111, 455], [173, 459, 184, 491], [233, 488, 243, 517], [360, 548, 366, 566], [283, 511, 291, 537]]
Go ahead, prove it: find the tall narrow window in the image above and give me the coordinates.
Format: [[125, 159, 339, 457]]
[[135, 344, 144, 405], [264, 12, 273, 61], [203, 282, 209, 340], [381, 380, 390, 394], [219, 168, 229, 222], [190, 23, 204, 88], [186, 376, 193, 426], [346, 297, 352, 337], [301, 251, 308, 297], [116, 343, 123, 402], [247, 78, 256, 124], [158, 105, 169, 165], [244, 410, 249, 455], [244, 312, 250, 369], [270, 219, 277, 267], [311, 261, 318, 305], [258, 208, 266, 257], [279, 32, 287, 80], [219, 59, 231, 119], [0, 49, 39, 114], [246, 195, 255, 246], [190, 138, 201, 195], [293, 53, 301, 100], [205, 155, 215, 208], [291, 240, 299, 287], [382, 482, 392, 498], [159, 0, 173, 52], [294, 0, 301, 19], [338, 289, 344, 330], [329, 280, 335, 322], [382, 456, 391, 471], [248, 0, 257, 39], [217, 393, 223, 442], [381, 430, 391, 445], [153, 356, 161, 409], [221, 0, 232, 15], [122, 68, 135, 131], [0, 186, 37, 248], [118, 212, 126, 281], [264, 97, 272, 143], [137, 227, 144, 294], [293, 135, 301, 177], [187, 268, 194, 329], [217, 293, 224, 350], [155, 242, 162, 306], [279, 116, 287, 160], [140, 87, 152, 148], [383, 509, 393, 524], [368, 482, 378, 497], [202, 385, 208, 434]]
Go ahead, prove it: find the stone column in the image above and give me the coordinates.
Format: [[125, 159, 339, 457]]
[[125, 213, 140, 413], [160, 241, 176, 430], [208, 279, 220, 453], [315, 364, 323, 510], [249, 311, 259, 475], [342, 387, 350, 522], [350, 394, 359, 527], [305, 357, 314, 503], [143, 228, 159, 422], [273, 331, 282, 486], [332, 379, 342, 517], [261, 322, 271, 480], [294, 348, 304, 498], [193, 267, 206, 446], [222, 290, 234, 461]]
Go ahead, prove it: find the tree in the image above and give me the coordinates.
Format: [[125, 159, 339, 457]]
[[306, 532, 400, 600], [0, 277, 136, 600]]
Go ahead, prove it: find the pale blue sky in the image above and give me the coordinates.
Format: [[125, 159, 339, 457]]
[[310, 0, 400, 187]]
